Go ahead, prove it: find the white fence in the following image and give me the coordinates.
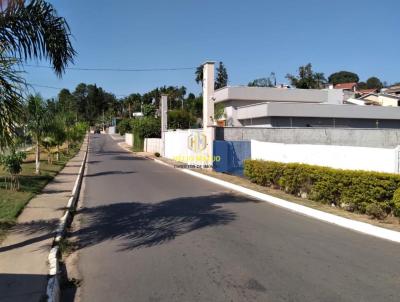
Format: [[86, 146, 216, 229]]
[[251, 140, 400, 174], [164, 129, 212, 165], [125, 133, 133, 146], [144, 138, 162, 154]]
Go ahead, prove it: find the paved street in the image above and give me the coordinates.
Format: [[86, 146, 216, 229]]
[[76, 134, 400, 302]]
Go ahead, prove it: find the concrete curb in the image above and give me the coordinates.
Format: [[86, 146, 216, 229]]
[[46, 136, 89, 302], [119, 142, 400, 244]]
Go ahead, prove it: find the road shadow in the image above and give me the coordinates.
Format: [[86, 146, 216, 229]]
[[111, 155, 145, 161], [85, 171, 136, 177], [0, 219, 58, 253], [0, 273, 48, 302], [74, 193, 251, 251]]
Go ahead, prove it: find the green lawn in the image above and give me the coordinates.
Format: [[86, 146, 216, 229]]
[[0, 145, 81, 241]]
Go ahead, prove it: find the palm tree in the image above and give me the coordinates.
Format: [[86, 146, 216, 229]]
[[0, 0, 76, 150], [0, 52, 25, 149], [314, 72, 327, 89], [195, 65, 203, 86], [26, 94, 48, 175]]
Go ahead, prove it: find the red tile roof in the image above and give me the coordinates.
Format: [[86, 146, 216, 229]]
[[358, 89, 378, 95], [334, 82, 357, 90]]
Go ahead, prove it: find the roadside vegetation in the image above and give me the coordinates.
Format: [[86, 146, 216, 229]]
[[244, 160, 400, 221], [0, 140, 83, 241]]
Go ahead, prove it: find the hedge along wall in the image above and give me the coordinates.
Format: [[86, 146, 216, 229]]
[[251, 140, 400, 174], [244, 160, 400, 219]]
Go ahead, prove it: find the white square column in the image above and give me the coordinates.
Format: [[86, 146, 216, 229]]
[[161, 94, 168, 156], [202, 61, 215, 167], [203, 62, 215, 128]]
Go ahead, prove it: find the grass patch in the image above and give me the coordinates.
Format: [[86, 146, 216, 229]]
[[0, 144, 81, 242], [59, 237, 76, 256]]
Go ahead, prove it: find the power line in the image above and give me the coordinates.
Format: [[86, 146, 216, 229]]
[[23, 64, 197, 72], [28, 83, 63, 90], [28, 83, 127, 97]]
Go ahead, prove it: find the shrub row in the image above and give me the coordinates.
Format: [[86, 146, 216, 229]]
[[244, 160, 400, 219]]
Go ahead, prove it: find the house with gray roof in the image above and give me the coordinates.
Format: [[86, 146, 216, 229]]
[[213, 86, 400, 128]]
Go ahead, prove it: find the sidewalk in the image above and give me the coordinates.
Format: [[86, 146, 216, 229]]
[[0, 141, 87, 302]]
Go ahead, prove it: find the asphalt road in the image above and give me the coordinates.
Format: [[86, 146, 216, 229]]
[[76, 134, 400, 302]]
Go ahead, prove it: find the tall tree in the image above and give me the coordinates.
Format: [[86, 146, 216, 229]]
[[366, 77, 383, 90], [0, 0, 75, 150], [328, 71, 359, 85], [215, 62, 228, 89]]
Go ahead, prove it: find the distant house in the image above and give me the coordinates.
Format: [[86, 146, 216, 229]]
[[358, 93, 400, 107], [358, 88, 379, 96], [334, 82, 357, 92], [382, 85, 400, 96]]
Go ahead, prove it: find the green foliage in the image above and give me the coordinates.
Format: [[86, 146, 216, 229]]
[[0, 0, 76, 76], [328, 71, 359, 85], [0, 52, 24, 150], [0, 0, 75, 150], [131, 117, 160, 139], [26, 94, 49, 144], [0, 151, 26, 190], [286, 63, 326, 89], [142, 103, 157, 117], [215, 62, 228, 89], [168, 110, 196, 129], [154, 152, 160, 157], [366, 77, 383, 90], [244, 160, 400, 219], [116, 119, 133, 136], [195, 65, 203, 86], [214, 103, 226, 121], [392, 188, 400, 217], [248, 73, 276, 87]]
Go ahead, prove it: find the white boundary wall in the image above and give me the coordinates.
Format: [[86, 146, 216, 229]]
[[144, 138, 162, 154], [125, 133, 133, 146], [251, 140, 400, 173], [165, 129, 212, 165]]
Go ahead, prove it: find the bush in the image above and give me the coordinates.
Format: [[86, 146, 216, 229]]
[[392, 188, 400, 217], [244, 160, 400, 219], [154, 152, 160, 157], [117, 119, 132, 135]]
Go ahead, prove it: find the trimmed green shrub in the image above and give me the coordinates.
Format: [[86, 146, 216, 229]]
[[392, 188, 400, 217], [244, 160, 400, 219]]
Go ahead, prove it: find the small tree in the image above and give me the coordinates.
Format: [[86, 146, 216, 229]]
[[0, 150, 26, 191], [50, 116, 67, 161], [42, 136, 56, 164], [26, 94, 49, 175]]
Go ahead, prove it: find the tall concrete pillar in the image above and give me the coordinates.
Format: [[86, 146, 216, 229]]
[[202, 62, 215, 167], [161, 94, 168, 156], [203, 62, 215, 128]]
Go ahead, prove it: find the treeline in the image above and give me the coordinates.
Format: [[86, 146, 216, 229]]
[[249, 63, 390, 90]]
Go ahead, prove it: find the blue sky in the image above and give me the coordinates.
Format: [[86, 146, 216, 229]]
[[25, 0, 400, 99]]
